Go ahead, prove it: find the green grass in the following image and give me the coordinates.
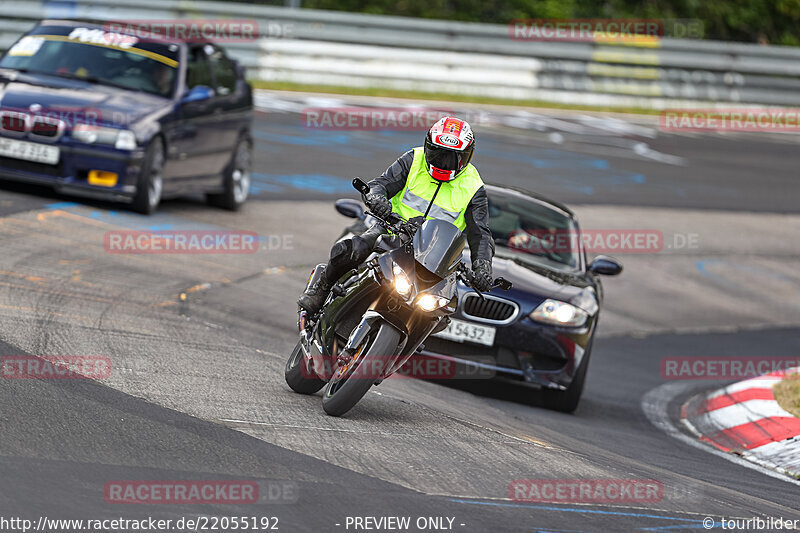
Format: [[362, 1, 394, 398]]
[[774, 375, 800, 418], [249, 80, 663, 116]]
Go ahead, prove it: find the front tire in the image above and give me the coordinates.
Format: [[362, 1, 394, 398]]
[[207, 135, 252, 210], [131, 139, 164, 215], [322, 323, 401, 417], [539, 348, 591, 413], [285, 340, 325, 394]]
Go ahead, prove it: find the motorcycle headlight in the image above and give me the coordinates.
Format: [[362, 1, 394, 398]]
[[530, 299, 588, 327], [72, 125, 137, 150], [417, 294, 449, 312], [393, 264, 411, 297]]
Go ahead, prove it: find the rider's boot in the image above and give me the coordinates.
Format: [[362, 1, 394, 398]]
[[297, 266, 334, 315]]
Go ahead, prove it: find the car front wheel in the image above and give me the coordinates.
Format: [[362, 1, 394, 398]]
[[131, 139, 164, 215], [539, 346, 591, 413]]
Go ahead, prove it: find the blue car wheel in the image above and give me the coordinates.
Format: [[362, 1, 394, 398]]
[[131, 139, 165, 215]]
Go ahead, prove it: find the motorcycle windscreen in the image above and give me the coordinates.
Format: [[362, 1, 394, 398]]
[[413, 219, 465, 278]]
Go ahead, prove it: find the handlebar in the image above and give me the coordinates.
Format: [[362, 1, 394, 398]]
[[368, 211, 412, 237], [352, 177, 370, 195], [456, 263, 512, 300], [353, 177, 415, 238]]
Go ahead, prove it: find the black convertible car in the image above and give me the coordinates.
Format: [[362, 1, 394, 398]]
[[337, 184, 622, 412], [423, 185, 622, 412]]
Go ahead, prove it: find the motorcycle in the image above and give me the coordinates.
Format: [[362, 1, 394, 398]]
[[285, 178, 512, 416]]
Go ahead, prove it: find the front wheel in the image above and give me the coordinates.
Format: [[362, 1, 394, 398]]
[[322, 323, 401, 417], [131, 139, 164, 214], [285, 340, 325, 394], [539, 348, 591, 413]]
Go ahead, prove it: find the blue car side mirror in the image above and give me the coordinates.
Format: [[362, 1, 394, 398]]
[[182, 85, 214, 104]]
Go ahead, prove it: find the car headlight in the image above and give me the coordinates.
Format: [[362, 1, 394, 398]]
[[72, 125, 137, 150], [393, 264, 411, 297], [115, 130, 137, 150], [530, 299, 588, 327], [417, 294, 449, 312]]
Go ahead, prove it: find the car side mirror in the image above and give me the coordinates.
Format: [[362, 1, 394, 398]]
[[588, 255, 623, 276], [335, 199, 365, 220], [233, 60, 246, 79], [182, 85, 214, 104]]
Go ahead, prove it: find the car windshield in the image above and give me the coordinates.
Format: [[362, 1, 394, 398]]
[[0, 26, 180, 97], [487, 191, 581, 270]]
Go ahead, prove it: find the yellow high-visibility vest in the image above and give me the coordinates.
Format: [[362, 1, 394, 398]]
[[390, 147, 483, 231]]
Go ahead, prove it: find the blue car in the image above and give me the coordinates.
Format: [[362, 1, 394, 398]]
[[0, 20, 253, 213]]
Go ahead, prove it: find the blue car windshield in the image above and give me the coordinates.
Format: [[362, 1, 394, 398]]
[[487, 193, 581, 270], [0, 26, 180, 97]]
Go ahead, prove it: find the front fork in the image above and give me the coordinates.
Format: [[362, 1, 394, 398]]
[[340, 311, 409, 380], [297, 262, 327, 367]]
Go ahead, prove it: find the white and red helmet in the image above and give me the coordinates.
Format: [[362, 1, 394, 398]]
[[424, 116, 475, 182]]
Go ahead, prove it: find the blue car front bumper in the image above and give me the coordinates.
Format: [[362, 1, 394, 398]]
[[0, 140, 145, 202]]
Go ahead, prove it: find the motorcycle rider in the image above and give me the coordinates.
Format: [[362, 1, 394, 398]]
[[298, 116, 495, 315]]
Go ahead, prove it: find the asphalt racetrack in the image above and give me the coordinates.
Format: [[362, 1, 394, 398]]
[[1, 92, 799, 532]]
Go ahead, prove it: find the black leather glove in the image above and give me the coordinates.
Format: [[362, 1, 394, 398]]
[[365, 192, 392, 219], [399, 216, 425, 236], [472, 258, 493, 292]]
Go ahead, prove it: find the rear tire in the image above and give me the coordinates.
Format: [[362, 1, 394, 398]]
[[322, 323, 401, 417], [206, 135, 252, 210], [131, 139, 164, 215], [285, 340, 325, 394]]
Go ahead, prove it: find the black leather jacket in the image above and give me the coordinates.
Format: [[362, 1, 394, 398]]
[[367, 149, 495, 264]]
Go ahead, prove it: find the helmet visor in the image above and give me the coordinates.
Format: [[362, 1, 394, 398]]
[[425, 144, 462, 172]]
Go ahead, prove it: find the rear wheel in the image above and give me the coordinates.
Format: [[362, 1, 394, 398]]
[[322, 323, 401, 417], [131, 139, 164, 215], [284, 340, 325, 394], [206, 136, 251, 210]]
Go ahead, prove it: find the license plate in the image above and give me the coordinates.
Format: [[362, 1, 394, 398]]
[[433, 318, 496, 346], [0, 137, 60, 165]]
